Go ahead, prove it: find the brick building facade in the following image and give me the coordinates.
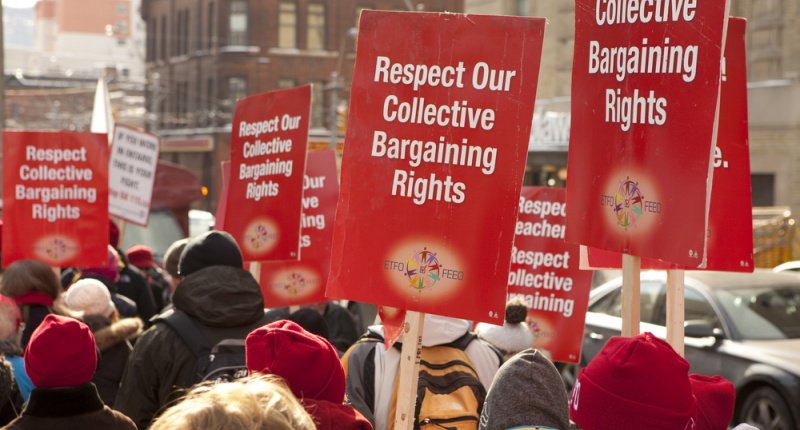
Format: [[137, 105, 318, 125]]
[[141, 0, 463, 210]]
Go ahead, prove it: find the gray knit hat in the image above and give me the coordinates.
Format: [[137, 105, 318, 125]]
[[478, 349, 570, 430]]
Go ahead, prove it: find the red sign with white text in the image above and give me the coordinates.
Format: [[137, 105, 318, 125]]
[[223, 86, 310, 261], [214, 161, 231, 230], [565, 0, 730, 267], [326, 11, 545, 324], [581, 18, 753, 273], [510, 187, 592, 363], [2, 131, 109, 267], [259, 150, 338, 307]]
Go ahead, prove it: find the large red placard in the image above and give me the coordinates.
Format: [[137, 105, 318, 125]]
[[259, 150, 338, 307], [581, 18, 753, 273], [2, 131, 109, 267], [326, 11, 545, 324], [509, 187, 592, 363], [223, 86, 310, 261], [565, 0, 730, 267]]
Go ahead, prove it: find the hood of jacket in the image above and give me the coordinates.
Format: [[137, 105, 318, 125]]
[[172, 265, 265, 328], [303, 398, 373, 430], [90, 317, 143, 352], [371, 314, 471, 347]]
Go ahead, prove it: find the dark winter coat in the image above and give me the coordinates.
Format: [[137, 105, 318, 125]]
[[84, 316, 143, 406], [18, 305, 49, 349], [0, 383, 135, 430], [114, 265, 267, 429], [116, 254, 157, 322]]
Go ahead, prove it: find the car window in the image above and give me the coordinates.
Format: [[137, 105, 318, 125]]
[[589, 281, 664, 324], [652, 286, 721, 329]]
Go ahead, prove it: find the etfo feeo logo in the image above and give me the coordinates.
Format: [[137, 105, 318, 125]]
[[384, 247, 464, 292], [600, 176, 661, 230]]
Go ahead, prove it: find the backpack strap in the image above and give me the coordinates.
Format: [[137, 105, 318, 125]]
[[153, 309, 212, 359]]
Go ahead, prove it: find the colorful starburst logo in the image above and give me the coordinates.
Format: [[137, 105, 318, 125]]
[[613, 177, 644, 230], [281, 272, 306, 296], [404, 247, 442, 291]]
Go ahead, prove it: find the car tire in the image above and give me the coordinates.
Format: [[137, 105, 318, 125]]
[[740, 386, 796, 430]]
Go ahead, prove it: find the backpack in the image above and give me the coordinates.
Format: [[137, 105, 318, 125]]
[[357, 330, 488, 430], [154, 309, 265, 383]]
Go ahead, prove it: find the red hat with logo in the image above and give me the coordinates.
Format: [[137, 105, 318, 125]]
[[570, 332, 697, 430], [246, 320, 344, 403], [691, 374, 735, 430], [126, 245, 158, 270], [24, 314, 98, 388]]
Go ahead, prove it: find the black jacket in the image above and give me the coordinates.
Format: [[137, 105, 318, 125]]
[[1, 383, 135, 430], [114, 265, 267, 429], [84, 317, 143, 407], [116, 255, 157, 322]]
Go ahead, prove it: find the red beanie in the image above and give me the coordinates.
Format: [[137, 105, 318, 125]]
[[570, 332, 697, 430], [691, 374, 735, 430], [126, 245, 157, 270], [303, 398, 374, 430], [109, 219, 120, 249], [246, 320, 345, 403], [24, 314, 97, 388]]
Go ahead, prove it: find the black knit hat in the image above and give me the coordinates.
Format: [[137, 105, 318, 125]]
[[178, 230, 244, 276]]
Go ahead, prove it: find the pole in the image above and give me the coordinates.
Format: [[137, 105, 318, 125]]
[[393, 311, 425, 430], [666, 269, 686, 356], [621, 254, 641, 337]]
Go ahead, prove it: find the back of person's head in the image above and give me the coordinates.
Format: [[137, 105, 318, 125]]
[[81, 245, 121, 283], [246, 320, 344, 403], [63, 278, 116, 318], [691, 374, 735, 430], [149, 375, 316, 430], [24, 314, 97, 388], [0, 259, 62, 299], [178, 231, 243, 277], [287, 308, 330, 341], [479, 348, 569, 429], [164, 238, 190, 279], [475, 298, 534, 359], [0, 294, 21, 340], [570, 332, 696, 430]]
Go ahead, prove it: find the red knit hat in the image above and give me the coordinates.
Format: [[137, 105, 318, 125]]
[[24, 314, 97, 388], [109, 219, 120, 249], [303, 398, 374, 430], [246, 320, 345, 403], [691, 374, 735, 430], [570, 332, 697, 430], [126, 245, 158, 270]]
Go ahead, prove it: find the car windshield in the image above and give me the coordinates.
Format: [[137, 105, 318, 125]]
[[715, 286, 800, 340]]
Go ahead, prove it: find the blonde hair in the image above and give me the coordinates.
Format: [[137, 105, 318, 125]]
[[150, 375, 316, 430]]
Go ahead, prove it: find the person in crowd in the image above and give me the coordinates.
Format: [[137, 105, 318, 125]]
[[63, 279, 143, 406], [286, 308, 331, 341], [0, 259, 73, 348], [569, 332, 697, 430], [266, 301, 360, 352], [162, 238, 190, 297], [691, 374, 735, 430], [475, 298, 535, 361], [0, 356, 23, 426], [342, 313, 502, 429], [246, 320, 373, 429], [61, 246, 138, 319], [149, 375, 316, 430], [478, 348, 570, 429], [115, 230, 268, 429], [109, 221, 157, 321], [1, 314, 135, 429], [0, 295, 32, 401], [125, 245, 171, 312]]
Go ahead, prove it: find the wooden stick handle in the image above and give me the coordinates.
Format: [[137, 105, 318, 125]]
[[666, 269, 686, 356], [393, 311, 425, 430], [621, 254, 641, 337]]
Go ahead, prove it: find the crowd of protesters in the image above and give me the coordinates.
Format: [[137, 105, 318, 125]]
[[0, 221, 758, 429]]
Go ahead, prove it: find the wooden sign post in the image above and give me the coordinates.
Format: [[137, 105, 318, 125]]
[[621, 255, 641, 337], [393, 311, 425, 430], [666, 269, 686, 356]]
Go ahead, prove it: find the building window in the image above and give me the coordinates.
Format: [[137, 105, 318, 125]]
[[307, 3, 326, 50], [515, 0, 529, 16], [311, 80, 325, 128], [278, 79, 296, 89], [206, 77, 215, 125], [229, 0, 248, 45], [278, 2, 297, 48], [116, 2, 128, 15], [160, 16, 167, 59], [228, 77, 248, 108], [208, 2, 215, 50], [147, 17, 155, 61]]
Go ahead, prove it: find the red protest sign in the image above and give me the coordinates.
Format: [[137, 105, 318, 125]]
[[581, 18, 753, 273], [259, 150, 338, 307], [509, 187, 592, 363], [2, 131, 109, 267], [565, 0, 730, 267], [326, 11, 546, 324], [223, 86, 311, 261]]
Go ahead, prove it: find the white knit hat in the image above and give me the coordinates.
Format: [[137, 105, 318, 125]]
[[64, 279, 115, 318]]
